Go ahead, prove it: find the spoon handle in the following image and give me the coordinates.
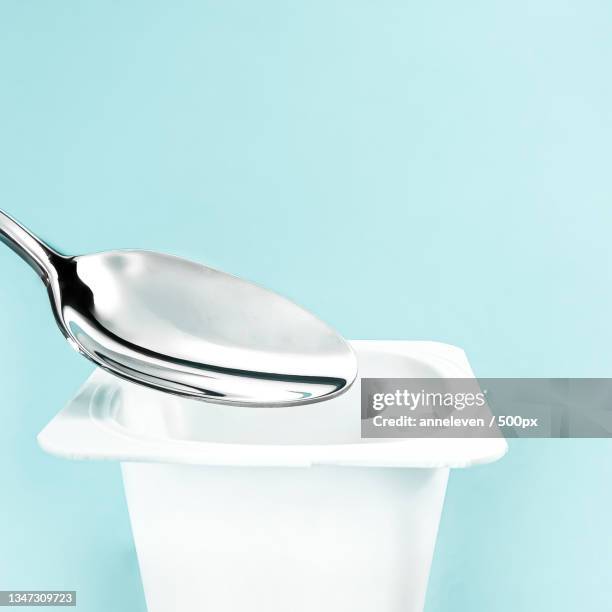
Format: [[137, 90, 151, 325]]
[[0, 209, 61, 283]]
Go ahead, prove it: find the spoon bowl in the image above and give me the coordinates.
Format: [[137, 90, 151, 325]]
[[0, 209, 357, 406]]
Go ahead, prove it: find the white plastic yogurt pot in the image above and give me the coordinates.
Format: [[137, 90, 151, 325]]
[[38, 341, 507, 612]]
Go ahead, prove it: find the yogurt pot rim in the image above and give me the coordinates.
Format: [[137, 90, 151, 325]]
[[37, 340, 508, 469]]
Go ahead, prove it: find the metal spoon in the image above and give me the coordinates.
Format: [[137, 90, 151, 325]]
[[0, 209, 357, 406]]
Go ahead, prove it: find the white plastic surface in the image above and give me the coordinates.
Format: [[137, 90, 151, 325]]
[[122, 462, 449, 612], [38, 341, 507, 612]]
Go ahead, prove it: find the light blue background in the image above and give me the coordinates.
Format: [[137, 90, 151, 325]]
[[1, 1, 611, 610]]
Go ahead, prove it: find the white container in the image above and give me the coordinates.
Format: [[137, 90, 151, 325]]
[[38, 341, 507, 612]]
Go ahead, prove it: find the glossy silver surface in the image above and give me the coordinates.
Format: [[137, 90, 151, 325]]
[[0, 209, 357, 406]]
